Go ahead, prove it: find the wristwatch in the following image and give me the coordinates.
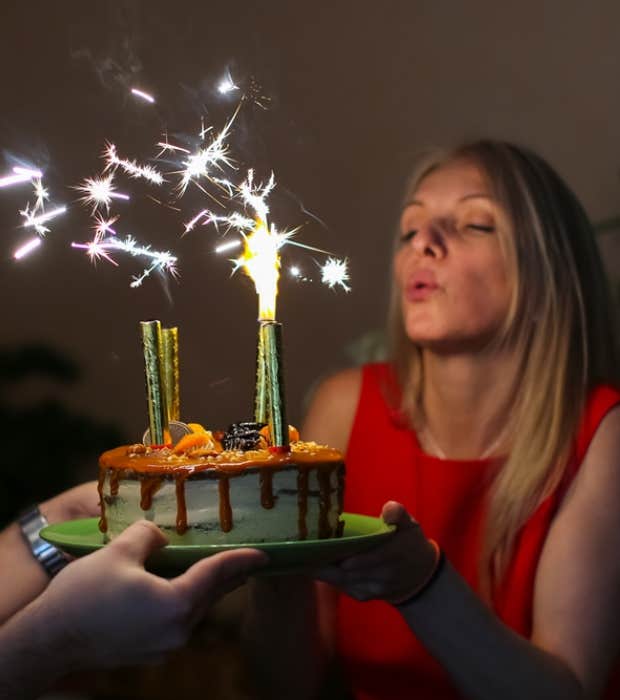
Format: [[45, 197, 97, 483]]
[[18, 505, 68, 577]]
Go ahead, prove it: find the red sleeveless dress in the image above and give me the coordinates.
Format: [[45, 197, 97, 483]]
[[336, 363, 620, 700]]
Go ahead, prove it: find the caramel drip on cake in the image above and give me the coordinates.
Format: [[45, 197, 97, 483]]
[[219, 477, 233, 532], [97, 469, 108, 533], [317, 469, 332, 539], [140, 476, 163, 511], [260, 470, 275, 509], [297, 470, 309, 540], [110, 470, 120, 497], [175, 474, 188, 535]]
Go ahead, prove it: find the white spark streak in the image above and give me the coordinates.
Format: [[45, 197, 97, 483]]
[[104, 143, 164, 185], [321, 258, 350, 291], [239, 169, 275, 222], [14, 237, 42, 260], [214, 239, 241, 254], [131, 88, 155, 103], [184, 209, 211, 233], [184, 208, 254, 234], [218, 70, 240, 94], [33, 179, 49, 212], [0, 172, 34, 188], [156, 140, 191, 156], [20, 205, 67, 234], [72, 235, 177, 288], [176, 111, 238, 196], [76, 174, 130, 213], [93, 213, 119, 241], [13, 166, 43, 178]]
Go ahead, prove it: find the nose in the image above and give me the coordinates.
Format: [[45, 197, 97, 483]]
[[409, 220, 447, 259]]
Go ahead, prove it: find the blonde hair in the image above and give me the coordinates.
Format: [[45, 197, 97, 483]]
[[387, 141, 617, 592]]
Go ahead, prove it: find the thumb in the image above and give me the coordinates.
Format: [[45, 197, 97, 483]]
[[105, 520, 169, 565], [172, 548, 269, 608], [381, 501, 416, 529]]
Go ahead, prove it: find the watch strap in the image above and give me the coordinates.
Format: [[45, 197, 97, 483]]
[[18, 505, 67, 577]]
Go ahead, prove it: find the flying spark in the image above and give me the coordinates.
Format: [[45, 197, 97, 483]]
[[156, 140, 191, 157], [13, 166, 43, 179], [76, 174, 130, 213], [0, 172, 35, 188], [131, 88, 155, 103], [20, 205, 67, 235], [321, 257, 350, 291], [33, 178, 49, 212], [175, 109, 239, 196], [214, 239, 241, 254], [72, 235, 178, 288], [104, 143, 164, 185], [218, 70, 240, 94], [14, 237, 42, 260]]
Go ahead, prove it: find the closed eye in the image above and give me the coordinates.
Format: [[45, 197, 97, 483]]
[[400, 230, 417, 243], [466, 224, 495, 233]]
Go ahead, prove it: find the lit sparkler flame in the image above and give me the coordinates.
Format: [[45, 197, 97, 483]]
[[76, 173, 130, 213], [195, 168, 351, 311], [231, 171, 294, 320], [237, 219, 286, 320], [104, 143, 164, 185]]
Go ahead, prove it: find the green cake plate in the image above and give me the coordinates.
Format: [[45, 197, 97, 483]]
[[40, 513, 395, 576]]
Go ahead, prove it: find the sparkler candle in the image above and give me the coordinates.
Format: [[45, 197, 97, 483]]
[[162, 326, 180, 422], [257, 320, 289, 449], [237, 202, 290, 448], [140, 320, 169, 445], [254, 326, 268, 425]]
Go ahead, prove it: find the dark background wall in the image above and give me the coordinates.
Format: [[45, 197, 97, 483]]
[[1, 0, 619, 452]]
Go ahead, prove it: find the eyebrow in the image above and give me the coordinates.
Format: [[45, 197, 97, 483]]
[[404, 193, 495, 207]]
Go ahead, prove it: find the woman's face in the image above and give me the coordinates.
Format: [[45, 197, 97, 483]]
[[394, 159, 513, 351]]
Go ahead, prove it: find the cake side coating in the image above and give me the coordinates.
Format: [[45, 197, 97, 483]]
[[98, 441, 345, 544]]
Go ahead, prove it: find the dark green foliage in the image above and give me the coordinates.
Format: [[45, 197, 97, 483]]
[[0, 344, 125, 528]]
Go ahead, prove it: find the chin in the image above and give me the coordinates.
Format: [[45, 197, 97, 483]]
[[405, 329, 499, 354]]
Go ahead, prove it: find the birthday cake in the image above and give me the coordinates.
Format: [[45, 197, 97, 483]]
[[98, 423, 345, 544]]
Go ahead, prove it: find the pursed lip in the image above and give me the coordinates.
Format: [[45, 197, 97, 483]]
[[404, 269, 440, 301]]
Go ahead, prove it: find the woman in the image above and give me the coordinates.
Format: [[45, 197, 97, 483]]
[[245, 141, 620, 699]]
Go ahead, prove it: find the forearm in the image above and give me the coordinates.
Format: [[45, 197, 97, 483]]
[[0, 596, 75, 699], [400, 561, 585, 700], [0, 488, 94, 623], [0, 522, 49, 623], [243, 575, 328, 700]]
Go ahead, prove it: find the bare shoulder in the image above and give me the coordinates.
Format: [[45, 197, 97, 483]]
[[532, 405, 620, 693], [301, 367, 363, 452], [565, 402, 620, 505]]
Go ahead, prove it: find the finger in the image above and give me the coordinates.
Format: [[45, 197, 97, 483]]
[[381, 501, 416, 528], [172, 548, 268, 607], [105, 520, 169, 565]]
